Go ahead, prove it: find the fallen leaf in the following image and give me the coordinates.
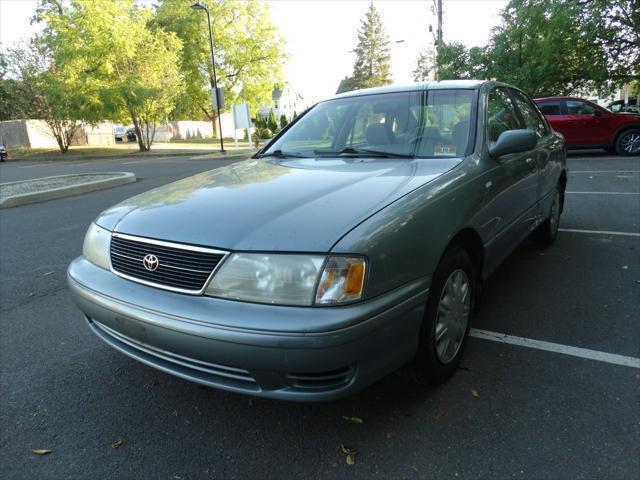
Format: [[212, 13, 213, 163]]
[[341, 416, 364, 424], [43, 271, 54, 276], [340, 444, 357, 465], [111, 438, 123, 449], [32, 449, 52, 455], [471, 388, 479, 398]]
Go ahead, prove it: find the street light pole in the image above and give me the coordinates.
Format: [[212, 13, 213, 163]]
[[191, 1, 225, 153]]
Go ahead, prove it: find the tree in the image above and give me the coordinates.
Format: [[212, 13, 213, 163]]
[[279, 113, 288, 129], [412, 48, 435, 82], [33, 0, 184, 151], [1, 41, 90, 152], [267, 108, 278, 132], [577, 0, 639, 84], [347, 2, 392, 91], [481, 0, 611, 96], [418, 0, 627, 97], [154, 0, 286, 137]]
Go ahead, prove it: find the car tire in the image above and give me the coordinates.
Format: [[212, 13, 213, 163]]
[[530, 186, 561, 247], [615, 128, 640, 156], [413, 246, 475, 385]]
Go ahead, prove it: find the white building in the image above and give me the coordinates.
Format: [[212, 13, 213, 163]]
[[258, 85, 308, 121]]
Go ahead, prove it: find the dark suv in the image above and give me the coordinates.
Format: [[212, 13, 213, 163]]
[[534, 97, 640, 155]]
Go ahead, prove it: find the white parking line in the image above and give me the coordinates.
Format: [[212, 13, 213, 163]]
[[566, 191, 639, 195], [570, 170, 640, 174], [470, 329, 640, 368], [559, 228, 640, 237]]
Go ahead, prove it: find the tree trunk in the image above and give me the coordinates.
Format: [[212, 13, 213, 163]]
[[130, 114, 146, 152], [200, 105, 219, 139]]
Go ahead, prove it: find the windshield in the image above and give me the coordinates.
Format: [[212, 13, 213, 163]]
[[264, 89, 475, 158]]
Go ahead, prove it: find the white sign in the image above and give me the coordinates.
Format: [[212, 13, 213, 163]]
[[232, 103, 251, 130]]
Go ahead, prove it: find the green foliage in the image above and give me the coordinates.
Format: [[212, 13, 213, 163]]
[[267, 108, 278, 132], [412, 48, 435, 82], [154, 0, 286, 132], [347, 2, 392, 92], [279, 113, 288, 129], [0, 40, 89, 152], [33, 0, 184, 151], [578, 0, 639, 83], [421, 0, 636, 97], [254, 127, 272, 140]]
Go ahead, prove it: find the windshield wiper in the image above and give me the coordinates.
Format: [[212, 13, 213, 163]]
[[314, 147, 416, 159], [258, 149, 310, 159]]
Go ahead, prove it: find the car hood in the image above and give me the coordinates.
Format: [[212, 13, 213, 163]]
[[96, 157, 461, 252]]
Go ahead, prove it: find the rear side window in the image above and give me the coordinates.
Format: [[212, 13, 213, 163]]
[[538, 102, 562, 115], [510, 89, 548, 137], [566, 100, 597, 115], [487, 88, 521, 142]]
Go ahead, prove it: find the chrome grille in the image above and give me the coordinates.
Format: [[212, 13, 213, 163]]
[[110, 233, 227, 293]]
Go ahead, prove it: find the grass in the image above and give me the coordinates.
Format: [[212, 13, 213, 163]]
[[7, 143, 260, 161]]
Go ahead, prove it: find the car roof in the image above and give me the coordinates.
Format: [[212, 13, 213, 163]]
[[534, 96, 590, 102], [332, 79, 488, 99]]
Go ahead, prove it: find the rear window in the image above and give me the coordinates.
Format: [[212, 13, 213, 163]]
[[566, 101, 597, 115]]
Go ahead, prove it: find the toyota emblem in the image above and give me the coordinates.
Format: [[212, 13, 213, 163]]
[[142, 254, 159, 272]]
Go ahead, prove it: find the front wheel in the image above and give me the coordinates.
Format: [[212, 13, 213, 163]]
[[615, 129, 640, 156], [413, 247, 475, 385], [530, 187, 561, 247]]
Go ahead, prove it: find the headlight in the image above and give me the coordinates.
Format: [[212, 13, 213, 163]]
[[205, 253, 325, 306], [205, 253, 366, 306], [82, 223, 111, 270], [315, 256, 366, 305]]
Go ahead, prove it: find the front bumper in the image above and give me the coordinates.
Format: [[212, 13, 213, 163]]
[[67, 257, 429, 401]]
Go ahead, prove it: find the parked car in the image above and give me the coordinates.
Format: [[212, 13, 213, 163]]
[[534, 96, 640, 155], [607, 98, 639, 114], [0, 143, 7, 161], [114, 126, 137, 142], [125, 127, 137, 142], [68, 80, 567, 401]]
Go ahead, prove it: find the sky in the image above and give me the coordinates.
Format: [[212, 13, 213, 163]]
[[0, 0, 508, 102]]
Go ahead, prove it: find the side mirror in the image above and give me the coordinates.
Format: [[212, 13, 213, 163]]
[[488, 129, 537, 158]]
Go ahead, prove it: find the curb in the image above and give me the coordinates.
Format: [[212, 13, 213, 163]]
[[0, 172, 136, 208], [9, 150, 258, 163]]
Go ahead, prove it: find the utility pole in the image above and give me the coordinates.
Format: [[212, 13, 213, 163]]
[[436, 0, 443, 47], [429, 0, 443, 80]]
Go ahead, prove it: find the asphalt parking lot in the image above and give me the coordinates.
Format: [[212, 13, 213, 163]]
[[1, 152, 638, 479]]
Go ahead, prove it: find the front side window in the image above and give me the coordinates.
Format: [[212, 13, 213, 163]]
[[566, 100, 597, 115], [264, 89, 475, 158], [510, 89, 548, 137], [538, 102, 562, 116], [487, 88, 521, 143]]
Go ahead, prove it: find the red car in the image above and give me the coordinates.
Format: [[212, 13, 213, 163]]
[[534, 97, 640, 155]]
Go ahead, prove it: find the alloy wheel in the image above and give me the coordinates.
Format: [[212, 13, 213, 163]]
[[621, 132, 640, 154], [435, 269, 471, 364]]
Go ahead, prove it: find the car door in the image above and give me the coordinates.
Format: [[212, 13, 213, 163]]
[[509, 88, 563, 209], [482, 87, 540, 272], [563, 100, 608, 144]]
